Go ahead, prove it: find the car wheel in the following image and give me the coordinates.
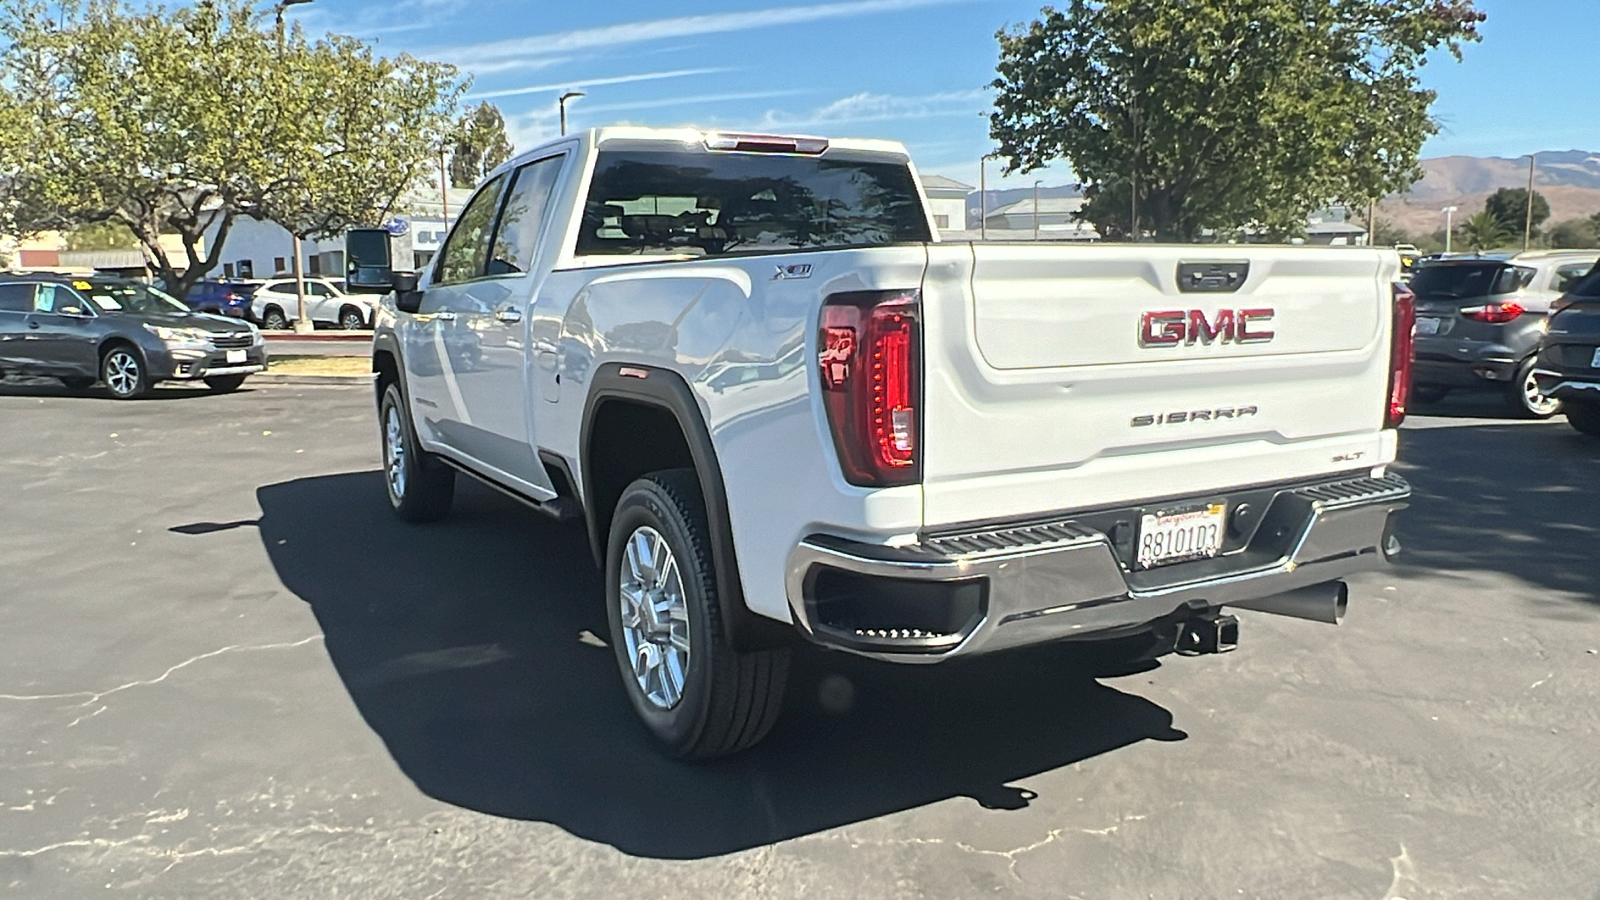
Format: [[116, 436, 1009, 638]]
[[59, 376, 96, 392], [261, 307, 290, 330], [1566, 399, 1600, 437], [379, 383, 455, 523], [204, 375, 249, 393], [604, 469, 790, 760], [339, 306, 366, 330], [101, 346, 149, 400], [1410, 384, 1450, 405], [1506, 358, 1562, 419]]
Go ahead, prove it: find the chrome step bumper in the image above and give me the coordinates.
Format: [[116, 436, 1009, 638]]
[[785, 473, 1411, 662]]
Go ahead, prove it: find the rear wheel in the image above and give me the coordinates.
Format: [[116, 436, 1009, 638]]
[[101, 346, 148, 400], [205, 375, 248, 393], [1506, 358, 1562, 419], [338, 306, 366, 330], [379, 383, 455, 522], [1566, 399, 1600, 437], [604, 469, 790, 760], [261, 306, 290, 331]]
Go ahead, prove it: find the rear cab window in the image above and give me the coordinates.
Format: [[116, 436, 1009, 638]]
[[573, 142, 931, 261], [1410, 262, 1534, 301]]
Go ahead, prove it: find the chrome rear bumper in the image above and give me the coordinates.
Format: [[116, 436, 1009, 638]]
[[785, 473, 1411, 663]]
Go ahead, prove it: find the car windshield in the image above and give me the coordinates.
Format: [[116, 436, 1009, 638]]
[[80, 281, 191, 315], [575, 145, 932, 258], [1410, 263, 1533, 301]]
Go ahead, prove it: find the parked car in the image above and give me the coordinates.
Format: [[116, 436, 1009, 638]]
[[251, 277, 373, 330], [372, 126, 1412, 759], [177, 279, 263, 319], [1409, 251, 1598, 417], [1533, 259, 1600, 437], [0, 274, 266, 398]]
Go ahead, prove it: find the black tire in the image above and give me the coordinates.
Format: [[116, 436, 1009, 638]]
[[204, 375, 248, 393], [1566, 399, 1600, 437], [339, 306, 366, 330], [379, 383, 455, 523], [604, 469, 790, 760], [1410, 384, 1450, 404], [59, 376, 96, 391], [101, 345, 149, 400], [261, 306, 290, 331], [1505, 358, 1563, 419]]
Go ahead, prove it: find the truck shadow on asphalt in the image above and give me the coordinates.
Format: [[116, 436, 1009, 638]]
[[253, 473, 1186, 860], [1395, 419, 1600, 608]]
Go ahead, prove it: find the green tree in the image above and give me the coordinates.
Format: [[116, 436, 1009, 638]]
[[0, 1, 464, 300], [1483, 187, 1549, 236], [990, 0, 1484, 241], [65, 221, 140, 251], [1368, 217, 1410, 248], [1545, 218, 1599, 250], [1456, 210, 1511, 252], [449, 102, 514, 189]]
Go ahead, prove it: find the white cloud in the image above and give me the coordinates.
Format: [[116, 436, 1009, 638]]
[[469, 68, 730, 102], [432, 0, 969, 65], [753, 89, 988, 130]]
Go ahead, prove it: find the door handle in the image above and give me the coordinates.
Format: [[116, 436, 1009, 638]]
[[433, 311, 458, 322], [495, 309, 523, 324]]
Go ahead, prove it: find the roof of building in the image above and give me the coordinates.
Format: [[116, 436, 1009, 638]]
[[987, 197, 1087, 217], [920, 174, 975, 192]]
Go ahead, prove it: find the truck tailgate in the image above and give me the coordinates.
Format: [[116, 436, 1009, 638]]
[[918, 243, 1401, 527]]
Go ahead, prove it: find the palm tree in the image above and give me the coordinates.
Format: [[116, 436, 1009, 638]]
[[1456, 211, 1511, 253]]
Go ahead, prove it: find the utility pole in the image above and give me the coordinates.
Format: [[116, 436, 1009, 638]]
[[1524, 154, 1537, 252], [440, 147, 451, 232], [559, 91, 585, 136], [1033, 180, 1042, 241], [979, 152, 999, 241], [274, 0, 315, 333], [1442, 206, 1458, 255]]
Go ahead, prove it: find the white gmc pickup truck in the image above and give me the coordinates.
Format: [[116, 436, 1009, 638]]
[[371, 127, 1414, 759]]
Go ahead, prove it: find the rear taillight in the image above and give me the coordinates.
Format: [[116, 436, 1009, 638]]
[[819, 290, 921, 487], [1387, 282, 1417, 428], [1460, 301, 1524, 323]]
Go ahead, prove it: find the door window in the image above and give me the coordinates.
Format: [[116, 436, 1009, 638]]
[[487, 155, 565, 276], [436, 174, 509, 285], [0, 283, 36, 312], [1553, 262, 1596, 294]]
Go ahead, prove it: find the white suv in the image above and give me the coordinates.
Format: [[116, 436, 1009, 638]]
[[252, 277, 372, 330]]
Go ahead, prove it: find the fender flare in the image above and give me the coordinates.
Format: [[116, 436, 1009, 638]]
[[581, 363, 794, 651]]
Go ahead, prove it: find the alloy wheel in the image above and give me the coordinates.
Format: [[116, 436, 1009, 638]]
[[384, 405, 407, 501], [106, 351, 140, 397], [1522, 368, 1561, 417], [618, 525, 691, 710]]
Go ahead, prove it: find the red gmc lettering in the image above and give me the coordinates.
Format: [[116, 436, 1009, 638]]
[[1139, 308, 1277, 347]]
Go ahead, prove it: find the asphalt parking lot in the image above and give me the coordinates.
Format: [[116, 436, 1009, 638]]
[[1, 380, 1597, 899]]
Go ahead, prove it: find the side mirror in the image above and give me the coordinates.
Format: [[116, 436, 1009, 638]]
[[392, 271, 423, 314], [59, 306, 87, 318], [345, 228, 395, 295]]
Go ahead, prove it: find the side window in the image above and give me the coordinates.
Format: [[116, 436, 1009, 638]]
[[1554, 263, 1594, 294], [33, 284, 53, 312], [436, 174, 509, 285], [0, 283, 35, 312], [305, 282, 330, 297], [41, 285, 90, 315], [487, 155, 565, 276]]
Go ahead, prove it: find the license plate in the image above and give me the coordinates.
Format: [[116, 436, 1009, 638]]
[[1591, 347, 1600, 369], [1415, 317, 1442, 336], [226, 349, 247, 364], [1137, 503, 1227, 570]]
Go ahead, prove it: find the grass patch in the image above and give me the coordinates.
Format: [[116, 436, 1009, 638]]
[[267, 356, 372, 377]]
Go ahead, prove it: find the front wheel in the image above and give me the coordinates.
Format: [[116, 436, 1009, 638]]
[[379, 383, 455, 522], [1507, 358, 1562, 419], [205, 375, 248, 393], [1566, 399, 1600, 437], [101, 347, 149, 400], [604, 469, 790, 760]]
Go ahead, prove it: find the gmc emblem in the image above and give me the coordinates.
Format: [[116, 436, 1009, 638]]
[[1140, 309, 1276, 347]]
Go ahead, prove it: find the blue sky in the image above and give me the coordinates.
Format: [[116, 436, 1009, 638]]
[[296, 0, 1597, 190]]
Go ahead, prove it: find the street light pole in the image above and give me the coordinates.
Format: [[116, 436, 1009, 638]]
[[979, 152, 999, 241], [1524, 154, 1537, 252], [1033, 180, 1042, 241], [559, 91, 585, 136], [1442, 206, 1458, 255], [274, 0, 315, 333]]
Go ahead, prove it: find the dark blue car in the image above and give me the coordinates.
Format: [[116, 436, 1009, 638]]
[[173, 280, 263, 319]]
